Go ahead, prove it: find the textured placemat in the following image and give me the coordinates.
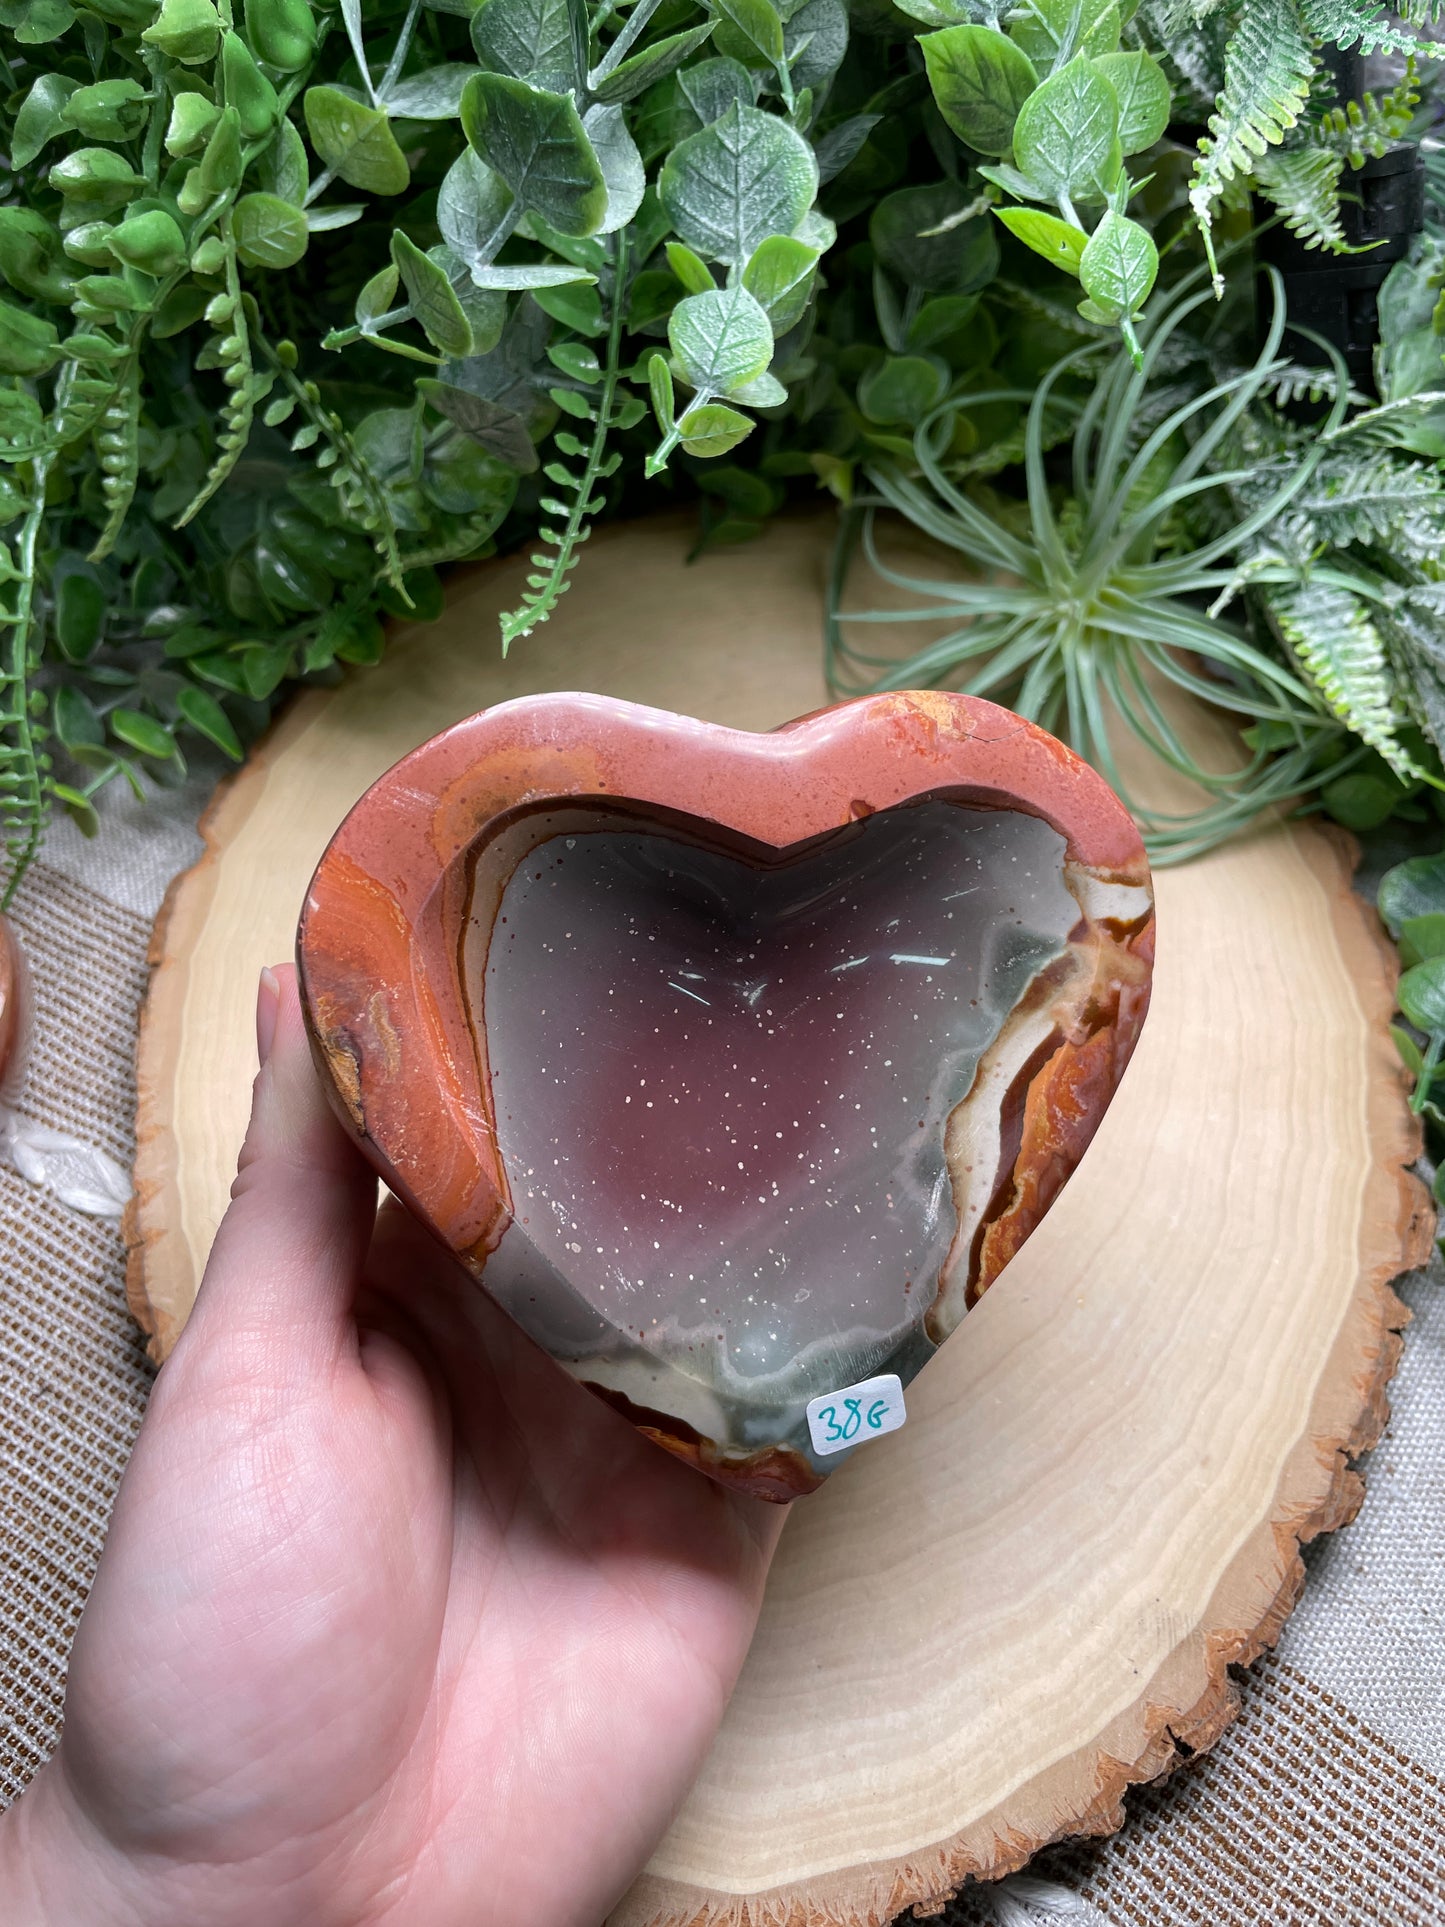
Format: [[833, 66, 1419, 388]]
[[2, 770, 1442, 1926]]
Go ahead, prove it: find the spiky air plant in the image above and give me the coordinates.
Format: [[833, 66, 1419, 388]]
[[823, 268, 1440, 863]]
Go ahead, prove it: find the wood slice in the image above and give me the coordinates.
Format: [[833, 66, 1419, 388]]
[[126, 511, 1430, 1924]]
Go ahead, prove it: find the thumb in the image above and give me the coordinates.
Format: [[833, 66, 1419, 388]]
[[182, 963, 378, 1370]]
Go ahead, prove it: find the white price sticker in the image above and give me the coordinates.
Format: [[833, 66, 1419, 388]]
[[806, 1373, 906, 1457]]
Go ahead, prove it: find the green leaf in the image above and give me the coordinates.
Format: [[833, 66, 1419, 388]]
[[467, 262, 595, 288], [920, 26, 1038, 158], [648, 350, 676, 431], [356, 263, 401, 328], [678, 400, 754, 457], [54, 684, 105, 752], [858, 354, 948, 423], [1399, 913, 1445, 968], [785, 0, 848, 92], [176, 684, 243, 758], [111, 707, 177, 761], [437, 147, 515, 268], [63, 78, 149, 143], [995, 205, 1088, 276], [0, 298, 60, 379], [1379, 852, 1445, 935], [659, 102, 819, 267], [384, 64, 483, 118], [582, 103, 646, 232], [0, 208, 73, 303], [870, 181, 1000, 295], [741, 233, 817, 332], [260, 116, 310, 206], [12, 74, 80, 170], [417, 379, 540, 470], [471, 0, 586, 92], [233, 193, 310, 270], [7, 0, 75, 42], [668, 283, 774, 392], [304, 86, 411, 196], [1078, 208, 1157, 317], [1008, 0, 1120, 73], [392, 231, 474, 356], [1398, 955, 1445, 1033], [1012, 57, 1121, 201], [709, 0, 784, 69], [667, 241, 717, 293], [1091, 50, 1171, 156], [590, 22, 717, 106], [460, 74, 608, 235]]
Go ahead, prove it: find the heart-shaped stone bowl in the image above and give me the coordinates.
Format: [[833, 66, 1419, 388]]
[[297, 690, 1154, 1500]]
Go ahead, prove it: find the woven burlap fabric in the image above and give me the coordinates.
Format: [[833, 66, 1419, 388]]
[[2, 780, 1442, 1925]]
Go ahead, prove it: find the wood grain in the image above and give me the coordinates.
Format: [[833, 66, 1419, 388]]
[[126, 511, 1429, 1923]]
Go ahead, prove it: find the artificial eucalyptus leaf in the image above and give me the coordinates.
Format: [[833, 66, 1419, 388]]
[[384, 65, 484, 119], [677, 55, 759, 127], [471, 0, 586, 93], [304, 86, 411, 195], [784, 0, 848, 92], [890, 0, 983, 22], [1011, 58, 1120, 201], [233, 193, 310, 269], [870, 180, 999, 294], [1078, 207, 1156, 318], [461, 74, 608, 235], [667, 241, 717, 292], [741, 232, 817, 332], [306, 204, 366, 232], [418, 378, 541, 469], [438, 147, 515, 266], [858, 353, 948, 423], [1399, 955, 1445, 1034], [582, 104, 647, 232], [1009, 0, 1120, 72], [669, 282, 774, 391], [995, 204, 1086, 275], [678, 399, 754, 457], [813, 112, 880, 183], [708, 0, 785, 70], [1400, 913, 1445, 968], [659, 102, 819, 267], [920, 25, 1038, 157], [591, 23, 717, 106], [1380, 852, 1445, 934], [467, 262, 596, 287], [260, 115, 310, 205], [392, 231, 474, 356], [1090, 50, 1170, 156]]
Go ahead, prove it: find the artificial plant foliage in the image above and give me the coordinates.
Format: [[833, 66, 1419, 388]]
[[4, 0, 1445, 899]]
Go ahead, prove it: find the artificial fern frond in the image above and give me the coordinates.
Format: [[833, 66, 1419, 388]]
[[1280, 452, 1445, 557], [1398, 0, 1445, 23], [1269, 577, 1424, 778], [1190, 0, 1314, 291], [1253, 146, 1348, 252], [1298, 0, 1433, 56], [1310, 57, 1419, 167]]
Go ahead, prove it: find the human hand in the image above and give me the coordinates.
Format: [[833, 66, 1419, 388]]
[[1, 965, 785, 1927]]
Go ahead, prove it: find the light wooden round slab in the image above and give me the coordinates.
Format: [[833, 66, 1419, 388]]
[[128, 512, 1429, 1925]]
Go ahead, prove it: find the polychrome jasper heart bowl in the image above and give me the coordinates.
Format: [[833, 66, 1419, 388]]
[[297, 691, 1154, 1500]]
